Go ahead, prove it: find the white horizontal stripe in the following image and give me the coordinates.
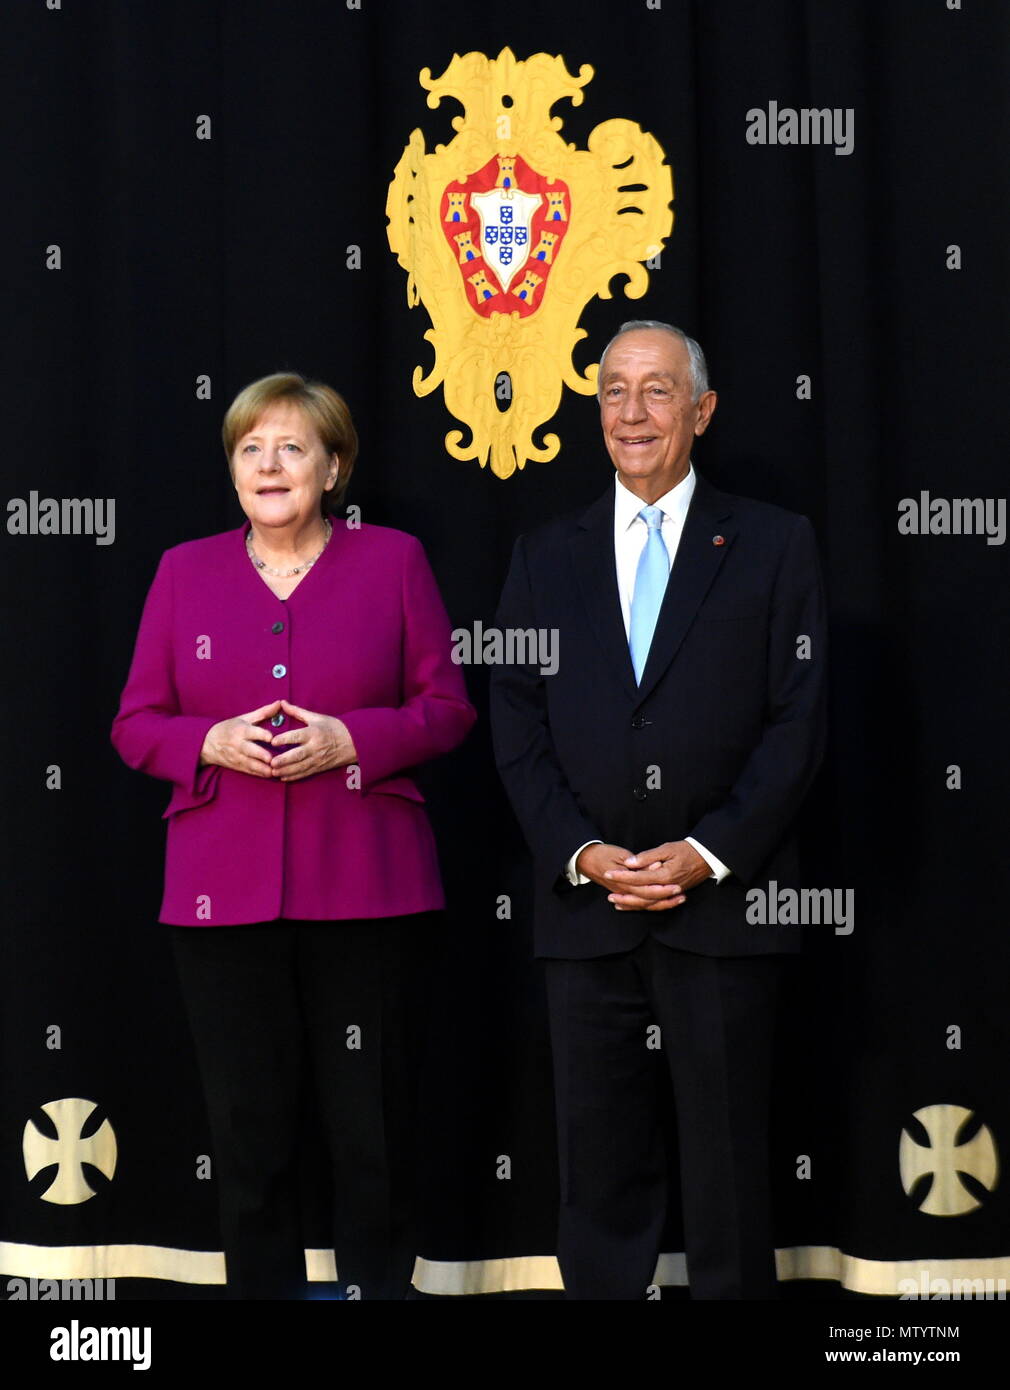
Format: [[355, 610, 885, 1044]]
[[0, 1242, 225, 1284], [1, 1242, 1007, 1297]]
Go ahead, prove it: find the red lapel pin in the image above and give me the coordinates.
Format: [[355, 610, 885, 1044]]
[[712, 534, 726, 546]]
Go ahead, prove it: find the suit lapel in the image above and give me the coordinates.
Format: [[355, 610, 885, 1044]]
[[635, 473, 736, 702], [569, 486, 639, 700]]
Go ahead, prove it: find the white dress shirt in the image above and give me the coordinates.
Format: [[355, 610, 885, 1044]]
[[564, 466, 731, 886]]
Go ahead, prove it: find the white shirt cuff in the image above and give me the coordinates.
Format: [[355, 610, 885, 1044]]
[[565, 840, 603, 886], [686, 836, 731, 883]]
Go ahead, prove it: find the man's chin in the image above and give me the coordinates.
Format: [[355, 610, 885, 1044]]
[[615, 449, 663, 477]]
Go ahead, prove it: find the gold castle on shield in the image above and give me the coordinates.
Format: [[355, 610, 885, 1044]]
[[386, 48, 674, 479]]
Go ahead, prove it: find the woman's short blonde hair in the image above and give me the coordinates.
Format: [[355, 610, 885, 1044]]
[[222, 372, 358, 513]]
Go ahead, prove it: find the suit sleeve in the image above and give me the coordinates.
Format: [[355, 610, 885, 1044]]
[[110, 549, 222, 812], [339, 535, 477, 790], [489, 534, 602, 886], [687, 515, 827, 884]]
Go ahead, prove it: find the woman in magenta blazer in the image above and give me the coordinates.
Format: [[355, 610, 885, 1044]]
[[111, 372, 475, 1299]]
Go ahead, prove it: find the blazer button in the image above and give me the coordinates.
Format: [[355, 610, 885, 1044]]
[[270, 713, 285, 727], [633, 786, 647, 801], [272, 664, 287, 678], [271, 620, 285, 634], [631, 715, 649, 729]]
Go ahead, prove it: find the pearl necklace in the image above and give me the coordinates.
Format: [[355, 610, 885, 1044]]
[[246, 518, 333, 577]]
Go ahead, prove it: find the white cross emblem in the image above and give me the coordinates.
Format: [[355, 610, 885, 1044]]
[[23, 1098, 118, 1205], [899, 1103, 998, 1216]]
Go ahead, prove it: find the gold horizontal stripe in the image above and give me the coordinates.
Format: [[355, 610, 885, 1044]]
[[2, 1242, 1007, 1296]]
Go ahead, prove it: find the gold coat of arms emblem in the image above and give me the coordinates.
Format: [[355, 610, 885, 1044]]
[[386, 48, 674, 479]]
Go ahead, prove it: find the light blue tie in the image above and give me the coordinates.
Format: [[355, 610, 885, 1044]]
[[628, 505, 670, 683]]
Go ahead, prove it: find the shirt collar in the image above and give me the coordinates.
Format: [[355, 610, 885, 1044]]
[[614, 464, 696, 533]]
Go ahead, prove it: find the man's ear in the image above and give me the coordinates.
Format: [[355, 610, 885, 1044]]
[[695, 390, 718, 435]]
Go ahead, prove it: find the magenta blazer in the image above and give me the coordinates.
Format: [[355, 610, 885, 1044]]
[[110, 518, 476, 926]]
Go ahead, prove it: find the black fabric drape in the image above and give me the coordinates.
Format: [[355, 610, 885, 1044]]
[[3, 0, 1007, 1297]]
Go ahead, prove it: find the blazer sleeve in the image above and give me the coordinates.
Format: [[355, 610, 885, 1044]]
[[339, 535, 476, 790], [488, 534, 602, 885], [687, 514, 828, 884], [110, 549, 222, 813]]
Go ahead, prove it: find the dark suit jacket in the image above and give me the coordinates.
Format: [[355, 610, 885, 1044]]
[[489, 472, 827, 959]]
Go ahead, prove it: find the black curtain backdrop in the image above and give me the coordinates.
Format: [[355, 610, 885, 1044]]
[[3, 0, 1009, 1321]]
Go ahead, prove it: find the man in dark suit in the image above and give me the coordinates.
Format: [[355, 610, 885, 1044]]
[[489, 321, 827, 1299]]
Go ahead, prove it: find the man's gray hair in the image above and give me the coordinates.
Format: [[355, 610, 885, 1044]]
[[596, 320, 710, 402]]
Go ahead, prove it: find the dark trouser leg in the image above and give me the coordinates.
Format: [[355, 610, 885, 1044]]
[[169, 923, 307, 1300], [296, 914, 432, 1300], [543, 947, 668, 1300], [643, 940, 782, 1299]]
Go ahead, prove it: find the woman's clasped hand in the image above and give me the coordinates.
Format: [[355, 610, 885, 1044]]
[[199, 697, 357, 780]]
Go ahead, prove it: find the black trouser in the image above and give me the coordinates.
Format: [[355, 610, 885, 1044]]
[[169, 915, 434, 1300], [544, 936, 783, 1300]]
